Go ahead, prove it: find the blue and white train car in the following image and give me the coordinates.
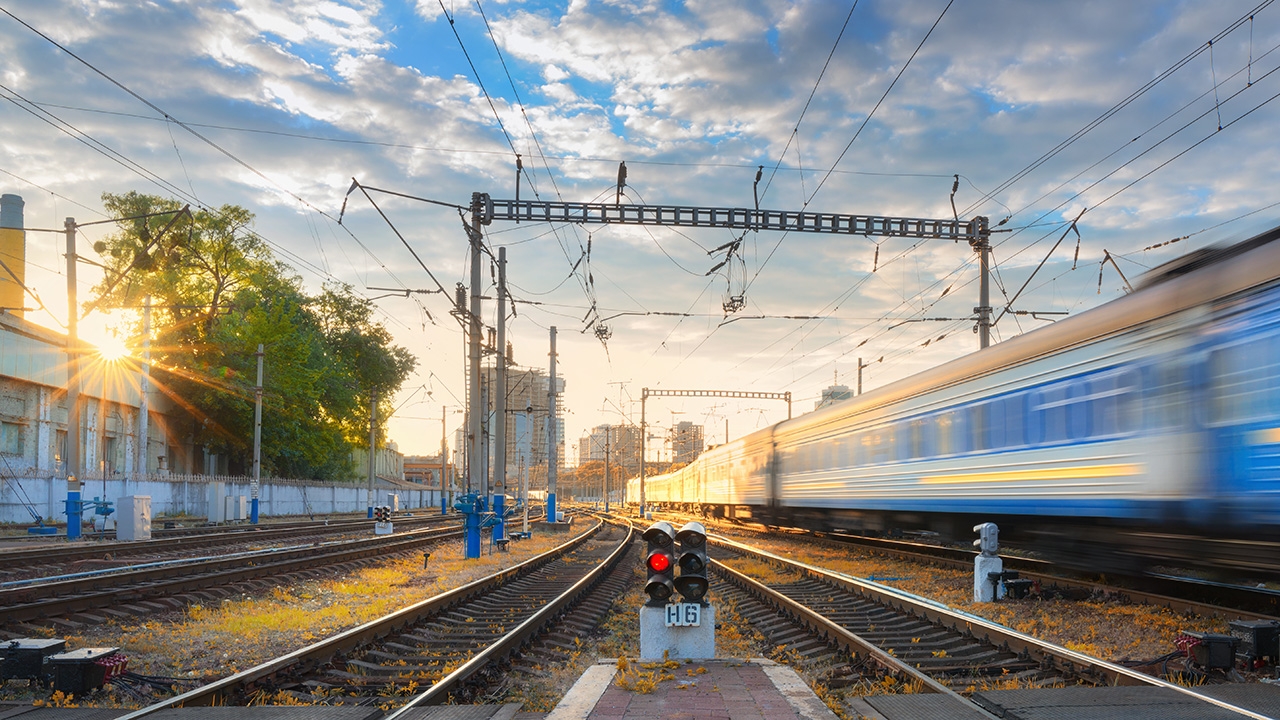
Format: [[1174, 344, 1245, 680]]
[[633, 226, 1280, 570]]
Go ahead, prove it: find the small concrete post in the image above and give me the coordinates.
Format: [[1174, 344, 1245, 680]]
[[973, 522, 1004, 602]]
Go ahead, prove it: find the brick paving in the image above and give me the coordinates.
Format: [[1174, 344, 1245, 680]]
[[586, 660, 813, 720]]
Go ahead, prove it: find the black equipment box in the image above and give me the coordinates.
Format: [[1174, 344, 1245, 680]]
[[1182, 631, 1238, 669], [47, 647, 125, 695], [0, 638, 66, 681], [1229, 619, 1280, 664]]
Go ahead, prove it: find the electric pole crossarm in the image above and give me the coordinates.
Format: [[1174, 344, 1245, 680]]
[[486, 199, 982, 242]]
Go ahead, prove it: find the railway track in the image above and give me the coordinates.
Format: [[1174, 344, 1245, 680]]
[[712, 534, 1274, 720], [0, 513, 454, 578], [114, 519, 633, 717], [0, 524, 464, 626]]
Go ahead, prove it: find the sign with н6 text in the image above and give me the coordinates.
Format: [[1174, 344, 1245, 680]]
[[664, 602, 701, 627]]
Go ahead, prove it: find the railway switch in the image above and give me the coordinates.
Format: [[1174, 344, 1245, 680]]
[[0, 638, 65, 682], [642, 521, 677, 606], [674, 521, 710, 604]]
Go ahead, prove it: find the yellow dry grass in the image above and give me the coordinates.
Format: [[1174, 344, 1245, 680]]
[[52, 532, 584, 684]]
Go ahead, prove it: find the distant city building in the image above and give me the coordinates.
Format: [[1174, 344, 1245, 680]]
[[815, 384, 854, 409], [473, 359, 566, 497], [578, 423, 641, 475], [672, 421, 704, 464]]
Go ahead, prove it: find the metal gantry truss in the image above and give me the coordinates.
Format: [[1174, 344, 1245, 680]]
[[471, 193, 996, 516], [471, 194, 995, 349]]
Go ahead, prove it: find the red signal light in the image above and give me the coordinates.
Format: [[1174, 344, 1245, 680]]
[[647, 551, 671, 573]]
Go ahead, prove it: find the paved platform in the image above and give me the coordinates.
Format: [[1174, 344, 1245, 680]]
[[545, 657, 838, 720], [852, 683, 1280, 720]]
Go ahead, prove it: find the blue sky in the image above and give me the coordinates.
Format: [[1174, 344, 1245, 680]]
[[2, 0, 1279, 458]]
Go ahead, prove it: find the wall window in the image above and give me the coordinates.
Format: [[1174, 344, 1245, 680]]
[[0, 421, 24, 455]]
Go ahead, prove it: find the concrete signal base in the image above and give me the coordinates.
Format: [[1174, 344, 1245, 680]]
[[639, 604, 714, 660]]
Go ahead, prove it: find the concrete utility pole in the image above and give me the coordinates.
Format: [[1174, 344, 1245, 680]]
[[440, 405, 449, 511], [603, 426, 610, 512], [976, 221, 992, 349], [467, 199, 484, 499], [367, 391, 377, 518], [639, 400, 646, 518], [547, 326, 558, 522], [134, 296, 151, 490], [494, 246, 507, 537], [64, 218, 80, 483], [251, 343, 263, 524]]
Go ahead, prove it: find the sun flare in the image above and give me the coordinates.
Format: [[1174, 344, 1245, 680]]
[[96, 333, 130, 362]]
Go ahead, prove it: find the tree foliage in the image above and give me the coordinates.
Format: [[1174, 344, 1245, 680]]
[[91, 192, 417, 480]]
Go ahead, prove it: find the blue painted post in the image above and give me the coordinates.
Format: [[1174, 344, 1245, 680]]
[[65, 476, 82, 541], [464, 496, 481, 559], [547, 492, 557, 524], [493, 494, 505, 542], [441, 494, 447, 515]]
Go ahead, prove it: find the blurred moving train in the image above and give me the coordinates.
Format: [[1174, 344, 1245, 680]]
[[630, 226, 1280, 575]]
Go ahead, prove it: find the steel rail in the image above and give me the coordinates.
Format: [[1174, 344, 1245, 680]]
[[713, 534, 1274, 720], [1, 526, 463, 624], [385, 520, 635, 714], [712, 559, 995, 713], [115, 520, 604, 717]]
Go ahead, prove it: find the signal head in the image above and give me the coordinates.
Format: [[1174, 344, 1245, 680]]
[[642, 521, 676, 548], [675, 521, 706, 547]]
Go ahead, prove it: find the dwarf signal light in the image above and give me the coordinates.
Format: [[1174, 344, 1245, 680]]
[[642, 521, 676, 606]]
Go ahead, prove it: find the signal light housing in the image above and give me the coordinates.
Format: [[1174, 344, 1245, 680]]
[[642, 521, 676, 606], [674, 521, 709, 604]]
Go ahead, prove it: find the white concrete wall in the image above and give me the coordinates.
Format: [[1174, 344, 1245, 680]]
[[0, 474, 447, 525]]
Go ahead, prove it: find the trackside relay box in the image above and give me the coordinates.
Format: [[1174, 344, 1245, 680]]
[[0, 638, 66, 681], [47, 647, 127, 695]]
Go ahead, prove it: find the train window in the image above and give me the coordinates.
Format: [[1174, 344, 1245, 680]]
[[970, 404, 989, 451], [843, 434, 859, 467], [1144, 360, 1188, 429], [935, 412, 953, 455], [1209, 342, 1269, 424], [951, 409, 970, 453], [870, 428, 895, 464], [896, 423, 912, 460], [989, 401, 1006, 448], [1036, 386, 1069, 443], [907, 418, 925, 459], [822, 442, 835, 470], [1005, 395, 1026, 446]]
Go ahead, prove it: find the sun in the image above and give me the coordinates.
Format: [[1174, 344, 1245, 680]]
[[97, 333, 130, 362]]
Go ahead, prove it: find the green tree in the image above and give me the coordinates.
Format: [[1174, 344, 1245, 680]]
[[90, 192, 417, 480]]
